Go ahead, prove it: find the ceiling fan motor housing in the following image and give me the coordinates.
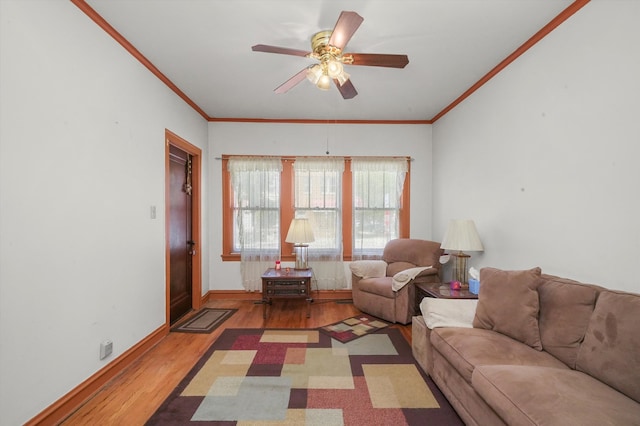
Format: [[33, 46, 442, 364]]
[[309, 30, 353, 65]]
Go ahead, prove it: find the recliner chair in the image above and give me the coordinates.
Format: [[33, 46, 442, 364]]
[[350, 239, 444, 324]]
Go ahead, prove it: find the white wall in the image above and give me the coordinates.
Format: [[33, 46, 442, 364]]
[[432, 0, 640, 293], [207, 122, 433, 290], [0, 2, 208, 424]]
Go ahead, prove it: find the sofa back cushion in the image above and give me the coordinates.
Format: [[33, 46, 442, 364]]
[[538, 275, 600, 368], [473, 267, 543, 350], [386, 261, 418, 277], [576, 290, 640, 403], [382, 239, 443, 274]]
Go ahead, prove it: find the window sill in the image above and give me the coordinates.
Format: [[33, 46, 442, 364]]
[[220, 254, 297, 262]]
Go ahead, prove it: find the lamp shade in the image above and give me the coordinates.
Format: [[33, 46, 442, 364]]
[[441, 219, 483, 252], [285, 218, 315, 244]]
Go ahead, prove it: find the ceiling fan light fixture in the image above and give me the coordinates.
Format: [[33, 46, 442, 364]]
[[306, 64, 322, 85], [316, 74, 331, 90], [326, 60, 343, 78], [336, 70, 350, 86]]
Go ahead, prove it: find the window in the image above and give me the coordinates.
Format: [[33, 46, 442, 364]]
[[352, 158, 408, 258], [227, 157, 282, 253], [293, 158, 344, 255], [227, 157, 283, 291], [221, 155, 410, 261]]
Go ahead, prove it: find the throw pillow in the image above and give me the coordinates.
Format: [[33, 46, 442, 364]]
[[473, 267, 543, 350]]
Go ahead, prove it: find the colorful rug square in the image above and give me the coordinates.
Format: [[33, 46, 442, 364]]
[[319, 314, 390, 343], [146, 328, 463, 425], [171, 308, 237, 334]]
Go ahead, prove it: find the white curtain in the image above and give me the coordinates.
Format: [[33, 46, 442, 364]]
[[293, 157, 346, 290], [352, 157, 408, 260], [228, 157, 282, 291]]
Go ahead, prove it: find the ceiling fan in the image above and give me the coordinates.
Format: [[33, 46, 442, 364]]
[[252, 11, 409, 99]]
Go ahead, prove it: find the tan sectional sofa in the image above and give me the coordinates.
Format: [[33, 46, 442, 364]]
[[412, 267, 640, 425]]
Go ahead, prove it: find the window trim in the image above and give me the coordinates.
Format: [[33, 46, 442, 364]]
[[221, 155, 410, 261]]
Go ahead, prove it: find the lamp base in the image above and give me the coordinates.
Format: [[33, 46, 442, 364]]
[[451, 251, 470, 285], [294, 244, 310, 270]]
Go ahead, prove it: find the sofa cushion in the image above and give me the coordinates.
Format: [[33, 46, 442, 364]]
[[473, 267, 543, 350], [538, 275, 600, 368], [576, 290, 640, 403], [473, 365, 640, 426], [430, 327, 567, 385], [354, 277, 395, 298]]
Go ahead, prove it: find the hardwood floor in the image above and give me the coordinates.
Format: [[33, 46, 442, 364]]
[[61, 298, 412, 425]]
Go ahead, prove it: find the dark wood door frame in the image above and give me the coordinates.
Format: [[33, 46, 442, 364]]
[[165, 129, 202, 328]]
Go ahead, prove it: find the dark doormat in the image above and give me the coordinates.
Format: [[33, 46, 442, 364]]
[[170, 308, 237, 334]]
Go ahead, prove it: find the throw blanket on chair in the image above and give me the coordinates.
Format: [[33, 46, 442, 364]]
[[392, 266, 431, 291]]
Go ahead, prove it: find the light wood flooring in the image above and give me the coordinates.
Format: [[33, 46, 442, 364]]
[[61, 297, 412, 425]]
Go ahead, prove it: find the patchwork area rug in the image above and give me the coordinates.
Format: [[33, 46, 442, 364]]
[[171, 308, 237, 334], [146, 328, 462, 425], [319, 314, 389, 343]]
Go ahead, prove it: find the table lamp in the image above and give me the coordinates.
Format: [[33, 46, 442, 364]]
[[440, 219, 484, 284], [285, 218, 315, 270]]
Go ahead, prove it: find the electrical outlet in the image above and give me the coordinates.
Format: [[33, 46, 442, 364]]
[[100, 340, 113, 360], [150, 205, 157, 219]]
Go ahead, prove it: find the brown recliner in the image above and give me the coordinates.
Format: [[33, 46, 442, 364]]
[[350, 239, 444, 324]]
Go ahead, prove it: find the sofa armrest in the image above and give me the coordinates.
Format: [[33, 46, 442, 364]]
[[413, 299, 478, 376], [349, 260, 387, 279], [416, 267, 439, 278], [412, 315, 434, 375]]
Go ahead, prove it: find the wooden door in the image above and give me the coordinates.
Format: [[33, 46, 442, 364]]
[[169, 144, 193, 323]]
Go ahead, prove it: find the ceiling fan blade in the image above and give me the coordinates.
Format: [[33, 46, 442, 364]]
[[328, 11, 363, 51], [252, 44, 310, 57], [335, 79, 357, 99], [274, 68, 309, 94], [347, 53, 409, 68]]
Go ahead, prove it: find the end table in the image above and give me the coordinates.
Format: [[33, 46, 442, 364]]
[[415, 282, 478, 314], [261, 268, 313, 319]]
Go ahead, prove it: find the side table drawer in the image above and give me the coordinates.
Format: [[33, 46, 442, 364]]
[[265, 280, 307, 296]]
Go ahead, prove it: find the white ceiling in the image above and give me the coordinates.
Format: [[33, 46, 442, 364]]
[[83, 0, 576, 122]]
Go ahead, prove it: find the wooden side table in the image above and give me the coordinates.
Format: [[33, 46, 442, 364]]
[[261, 268, 313, 319], [414, 282, 478, 314]]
